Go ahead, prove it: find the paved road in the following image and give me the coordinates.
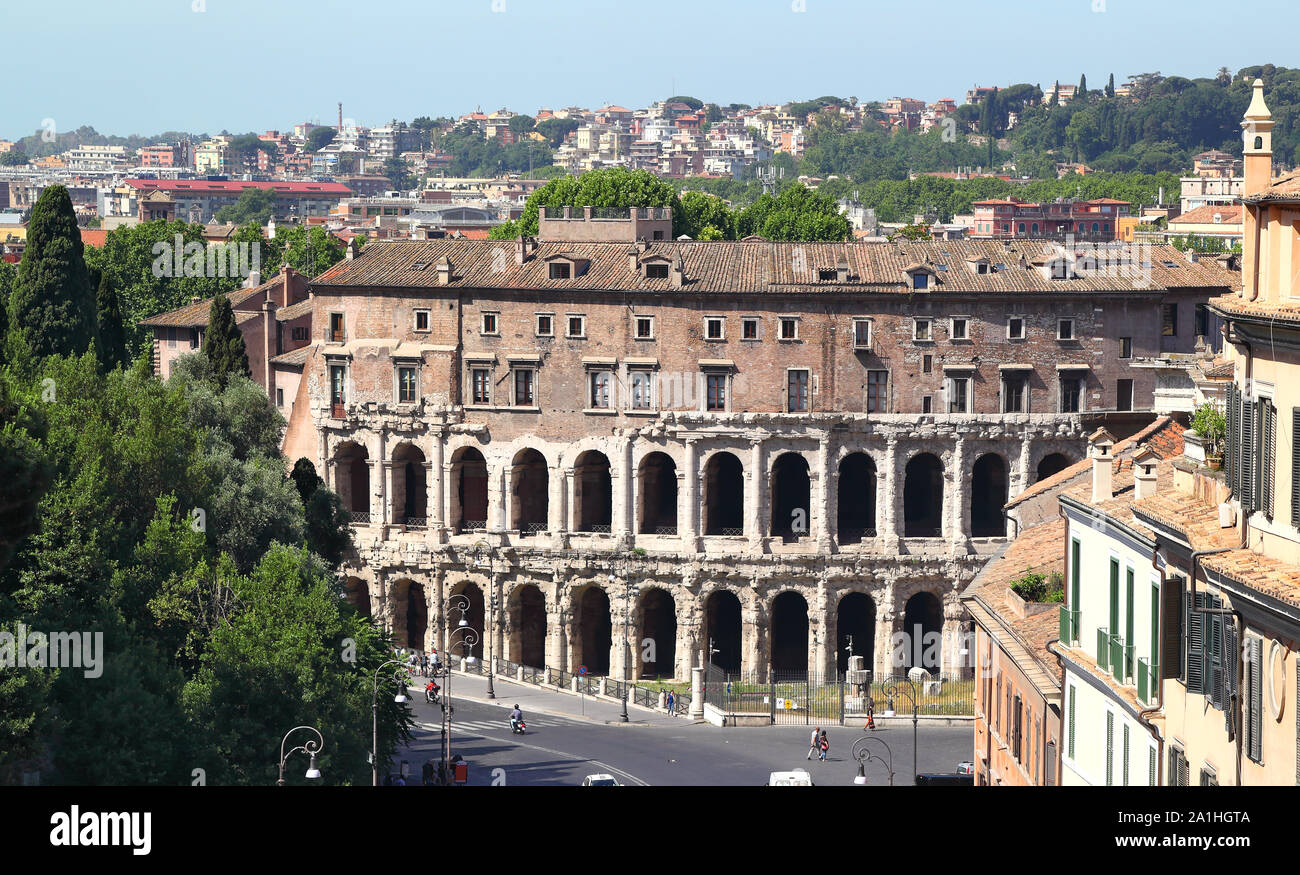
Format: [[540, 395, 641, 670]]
[[391, 674, 972, 787]]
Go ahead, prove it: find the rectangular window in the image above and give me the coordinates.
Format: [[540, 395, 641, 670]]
[[787, 369, 810, 412], [535, 314, 553, 337], [912, 273, 929, 290], [1161, 303, 1178, 336], [397, 366, 418, 403], [1057, 319, 1074, 340], [481, 312, 498, 335], [329, 313, 344, 343], [1007, 316, 1024, 340], [634, 316, 654, 340], [1122, 724, 1130, 786], [645, 262, 669, 279], [167, 327, 177, 348], [567, 315, 586, 338], [1003, 376, 1026, 413], [866, 370, 888, 413], [1061, 377, 1082, 412], [780, 317, 799, 340], [630, 370, 653, 409], [949, 377, 970, 413], [414, 309, 430, 332], [292, 326, 308, 341], [1117, 379, 1133, 411], [705, 317, 725, 340], [513, 368, 535, 406], [329, 365, 346, 407], [589, 370, 612, 409], [549, 262, 571, 280], [914, 318, 932, 341], [742, 317, 759, 340], [1067, 685, 1076, 758], [1109, 558, 1120, 639], [276, 388, 284, 407], [1105, 711, 1114, 786], [852, 319, 872, 349], [922, 395, 932, 414], [706, 373, 727, 411], [1126, 568, 1135, 680], [1070, 538, 1081, 621], [1195, 304, 1209, 339], [1247, 636, 1263, 763], [922, 354, 932, 374], [1119, 336, 1132, 358], [471, 368, 491, 405], [950, 317, 969, 340]]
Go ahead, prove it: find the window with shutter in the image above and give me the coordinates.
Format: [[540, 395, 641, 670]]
[[1068, 685, 1076, 759], [1241, 398, 1256, 514], [1223, 619, 1238, 735], [1263, 401, 1276, 519], [1186, 592, 1204, 692], [1105, 711, 1114, 786], [1207, 596, 1224, 707], [1248, 636, 1263, 764], [1226, 384, 1238, 491], [1165, 576, 1183, 681], [1122, 723, 1130, 786], [1293, 408, 1300, 529]]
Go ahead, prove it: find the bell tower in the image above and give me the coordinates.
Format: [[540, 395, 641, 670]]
[[1241, 78, 1273, 301]]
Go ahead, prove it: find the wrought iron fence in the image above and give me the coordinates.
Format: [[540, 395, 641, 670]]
[[403, 517, 427, 529], [605, 678, 626, 701], [673, 692, 691, 716], [520, 522, 546, 536], [719, 527, 744, 537], [350, 512, 372, 525], [497, 658, 521, 677], [653, 525, 678, 535], [580, 675, 601, 697], [460, 519, 486, 532], [521, 664, 543, 685], [552, 668, 573, 689], [632, 686, 657, 708]]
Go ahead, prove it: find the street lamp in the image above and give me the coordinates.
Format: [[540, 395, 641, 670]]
[[615, 572, 634, 724], [371, 659, 410, 787], [473, 540, 497, 700], [277, 725, 324, 787], [871, 671, 921, 784], [851, 735, 894, 787], [441, 593, 479, 784]]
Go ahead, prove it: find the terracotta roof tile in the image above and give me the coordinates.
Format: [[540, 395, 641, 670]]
[[1169, 204, 1242, 226], [1210, 291, 1300, 325], [1201, 549, 1300, 610]]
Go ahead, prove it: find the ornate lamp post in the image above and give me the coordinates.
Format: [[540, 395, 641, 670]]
[[278, 725, 324, 787], [473, 541, 498, 700], [371, 659, 410, 787], [441, 593, 479, 782], [872, 672, 920, 784], [614, 573, 635, 723], [851, 734, 894, 786]]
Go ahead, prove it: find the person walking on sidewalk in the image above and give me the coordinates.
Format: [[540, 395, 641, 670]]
[[666, 691, 675, 715], [808, 727, 820, 760], [818, 730, 830, 762]]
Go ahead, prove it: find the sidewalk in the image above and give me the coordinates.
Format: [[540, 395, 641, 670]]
[[410, 671, 689, 727]]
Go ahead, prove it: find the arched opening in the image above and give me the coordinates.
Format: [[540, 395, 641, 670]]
[[573, 587, 612, 675], [704, 590, 742, 672], [770, 453, 811, 540], [406, 581, 428, 648], [392, 443, 427, 524], [902, 592, 943, 674], [507, 584, 546, 668], [451, 447, 487, 533], [638, 452, 678, 534], [573, 450, 612, 532], [334, 442, 370, 518], [447, 582, 485, 661], [837, 452, 877, 544], [970, 453, 1008, 537], [903, 452, 944, 538], [770, 591, 809, 676], [836, 592, 876, 673], [1036, 452, 1072, 482], [343, 577, 371, 618], [703, 452, 745, 535], [635, 588, 677, 679], [511, 448, 549, 535]]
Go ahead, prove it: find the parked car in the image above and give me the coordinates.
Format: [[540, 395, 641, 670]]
[[767, 769, 815, 786], [915, 772, 973, 786], [956, 761, 975, 776], [581, 773, 622, 786]]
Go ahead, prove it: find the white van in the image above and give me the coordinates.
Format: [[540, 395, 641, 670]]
[[767, 769, 814, 786]]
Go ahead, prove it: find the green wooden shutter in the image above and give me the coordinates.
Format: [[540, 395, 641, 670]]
[[1187, 592, 1205, 693], [1223, 618, 1238, 736], [1105, 711, 1114, 786], [1241, 397, 1256, 512], [1122, 723, 1130, 786], [1248, 636, 1263, 764], [1109, 558, 1120, 636], [1226, 383, 1238, 491], [1263, 401, 1276, 520], [1151, 582, 1161, 673], [1126, 568, 1135, 678], [1164, 576, 1183, 681], [1292, 408, 1300, 529], [1208, 596, 1224, 707], [1071, 538, 1081, 612]]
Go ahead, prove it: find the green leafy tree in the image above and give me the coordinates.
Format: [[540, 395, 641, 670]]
[[306, 126, 337, 152], [7, 185, 97, 360], [203, 294, 250, 389], [666, 96, 704, 110], [381, 157, 417, 191], [535, 117, 580, 147], [508, 114, 536, 134], [490, 167, 683, 240], [0, 372, 51, 574], [95, 272, 128, 372], [274, 224, 345, 277], [291, 457, 323, 503], [677, 190, 736, 240], [736, 184, 851, 241], [0, 150, 28, 166], [1106, 73, 1116, 98], [215, 187, 277, 225]]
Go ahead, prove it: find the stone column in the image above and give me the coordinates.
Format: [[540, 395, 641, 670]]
[[382, 460, 396, 527], [874, 601, 897, 681], [324, 458, 338, 496], [490, 461, 507, 533], [429, 431, 445, 543], [682, 438, 700, 551], [815, 437, 833, 552], [882, 438, 901, 548], [615, 436, 634, 547], [548, 463, 566, 542], [747, 440, 765, 552], [690, 666, 704, 720], [951, 436, 970, 555], [1015, 436, 1033, 502], [742, 592, 763, 679], [369, 459, 383, 529], [545, 589, 566, 672]]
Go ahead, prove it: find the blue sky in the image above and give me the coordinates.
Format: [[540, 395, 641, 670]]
[[2, 0, 1296, 139]]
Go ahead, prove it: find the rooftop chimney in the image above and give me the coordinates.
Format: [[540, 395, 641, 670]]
[[436, 256, 452, 286], [245, 269, 261, 289], [345, 237, 361, 260], [1132, 445, 1158, 501], [1089, 426, 1116, 502], [669, 254, 684, 290], [836, 254, 849, 282]]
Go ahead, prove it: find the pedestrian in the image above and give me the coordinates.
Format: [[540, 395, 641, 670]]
[[818, 730, 829, 762], [666, 691, 675, 715], [808, 727, 820, 760], [420, 652, 428, 677]]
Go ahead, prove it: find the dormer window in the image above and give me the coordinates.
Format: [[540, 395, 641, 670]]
[[549, 262, 571, 280], [646, 262, 669, 279], [818, 268, 838, 281], [913, 273, 929, 290]]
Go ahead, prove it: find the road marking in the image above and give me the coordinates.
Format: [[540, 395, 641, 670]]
[[411, 724, 647, 786]]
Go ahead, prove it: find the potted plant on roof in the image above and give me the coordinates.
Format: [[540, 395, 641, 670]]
[[1192, 401, 1226, 470]]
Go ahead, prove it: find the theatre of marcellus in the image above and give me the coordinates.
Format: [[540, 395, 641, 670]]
[[264, 206, 1239, 684]]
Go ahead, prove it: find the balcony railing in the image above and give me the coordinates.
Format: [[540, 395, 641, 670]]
[[1096, 627, 1109, 672], [1137, 657, 1159, 705], [1059, 606, 1079, 646], [350, 511, 371, 525], [1108, 634, 1128, 684]]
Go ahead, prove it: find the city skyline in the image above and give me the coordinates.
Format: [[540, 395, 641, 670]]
[[2, 0, 1296, 138]]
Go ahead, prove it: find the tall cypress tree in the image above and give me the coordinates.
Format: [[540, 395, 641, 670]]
[[1078, 73, 1088, 100], [95, 272, 127, 372], [203, 293, 250, 388], [1105, 73, 1116, 98], [7, 185, 97, 359]]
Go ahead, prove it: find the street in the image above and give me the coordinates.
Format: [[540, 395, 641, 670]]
[[393, 675, 973, 787]]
